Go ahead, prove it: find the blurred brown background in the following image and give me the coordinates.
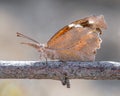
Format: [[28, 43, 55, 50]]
[[0, 0, 120, 96]]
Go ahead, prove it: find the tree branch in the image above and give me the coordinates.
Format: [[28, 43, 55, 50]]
[[0, 60, 120, 79], [0, 61, 120, 87]]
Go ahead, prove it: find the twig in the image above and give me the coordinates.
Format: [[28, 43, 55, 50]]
[[0, 61, 120, 88]]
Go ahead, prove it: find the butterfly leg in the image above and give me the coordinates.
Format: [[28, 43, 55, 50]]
[[44, 57, 48, 65], [42, 51, 48, 65], [39, 50, 42, 59]]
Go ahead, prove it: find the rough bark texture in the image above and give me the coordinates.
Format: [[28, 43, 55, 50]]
[[0, 61, 120, 80]]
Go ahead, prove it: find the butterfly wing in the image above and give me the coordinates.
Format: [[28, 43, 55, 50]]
[[47, 26, 101, 61], [47, 15, 106, 61]]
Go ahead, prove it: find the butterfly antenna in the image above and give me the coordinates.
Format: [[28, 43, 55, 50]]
[[16, 32, 40, 44]]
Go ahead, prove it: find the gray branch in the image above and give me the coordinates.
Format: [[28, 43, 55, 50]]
[[1, 61, 120, 88], [0, 61, 120, 80]]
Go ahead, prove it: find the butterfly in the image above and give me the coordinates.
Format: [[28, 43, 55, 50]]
[[17, 15, 107, 61]]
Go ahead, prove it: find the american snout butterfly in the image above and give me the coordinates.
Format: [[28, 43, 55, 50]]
[[17, 15, 107, 61]]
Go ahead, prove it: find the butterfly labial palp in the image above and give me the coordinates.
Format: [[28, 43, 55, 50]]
[[17, 15, 107, 62]]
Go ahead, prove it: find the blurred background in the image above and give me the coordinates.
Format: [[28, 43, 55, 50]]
[[0, 0, 120, 96]]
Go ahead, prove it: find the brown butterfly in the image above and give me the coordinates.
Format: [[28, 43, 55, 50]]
[[17, 15, 107, 61]]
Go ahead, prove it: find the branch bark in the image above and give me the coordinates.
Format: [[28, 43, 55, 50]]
[[0, 61, 120, 87], [0, 60, 120, 79]]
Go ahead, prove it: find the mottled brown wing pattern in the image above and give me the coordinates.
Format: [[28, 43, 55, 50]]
[[46, 15, 106, 61], [47, 27, 85, 49], [48, 27, 101, 61]]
